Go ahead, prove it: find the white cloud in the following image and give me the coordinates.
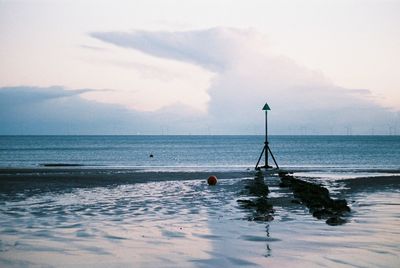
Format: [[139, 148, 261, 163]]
[[91, 28, 260, 72], [91, 27, 398, 134]]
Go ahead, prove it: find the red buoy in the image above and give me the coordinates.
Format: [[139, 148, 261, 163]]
[[207, 175, 218, 186]]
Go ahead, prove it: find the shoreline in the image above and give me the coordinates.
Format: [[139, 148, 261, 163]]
[[0, 166, 399, 196], [0, 168, 253, 196], [0, 167, 253, 181], [1, 166, 398, 183]]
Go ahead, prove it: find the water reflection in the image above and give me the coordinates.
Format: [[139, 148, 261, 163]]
[[0, 175, 399, 267]]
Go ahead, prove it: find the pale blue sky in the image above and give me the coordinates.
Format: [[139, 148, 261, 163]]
[[0, 0, 399, 134]]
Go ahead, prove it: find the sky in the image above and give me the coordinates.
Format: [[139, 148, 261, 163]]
[[0, 0, 399, 134]]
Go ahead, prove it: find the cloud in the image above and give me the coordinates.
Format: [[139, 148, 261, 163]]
[[90, 28, 255, 72], [0, 86, 207, 134], [0, 28, 397, 135], [0, 86, 93, 105], [0, 86, 134, 134], [79, 45, 108, 51], [91, 27, 398, 134]]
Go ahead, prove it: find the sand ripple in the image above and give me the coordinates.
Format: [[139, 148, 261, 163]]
[[0, 175, 399, 267]]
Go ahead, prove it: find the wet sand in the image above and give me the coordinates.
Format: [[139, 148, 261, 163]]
[[0, 168, 399, 267], [0, 167, 251, 196]]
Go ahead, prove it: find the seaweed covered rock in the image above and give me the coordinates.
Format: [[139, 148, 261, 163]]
[[237, 171, 274, 222], [237, 199, 257, 208], [249, 179, 270, 196], [279, 172, 350, 225], [326, 215, 347, 226]]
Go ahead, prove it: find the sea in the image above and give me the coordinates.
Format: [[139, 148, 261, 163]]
[[1, 135, 399, 267], [0, 135, 399, 171]]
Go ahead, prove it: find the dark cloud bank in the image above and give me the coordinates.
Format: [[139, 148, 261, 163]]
[[1, 28, 399, 135], [0, 86, 203, 135]]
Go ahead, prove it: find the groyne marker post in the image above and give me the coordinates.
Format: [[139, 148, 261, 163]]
[[255, 102, 279, 170], [264, 102, 269, 167]]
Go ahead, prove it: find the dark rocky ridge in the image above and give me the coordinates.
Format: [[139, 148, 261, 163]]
[[237, 171, 274, 222], [278, 171, 350, 226]]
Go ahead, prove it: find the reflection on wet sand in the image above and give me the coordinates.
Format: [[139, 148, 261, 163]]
[[0, 171, 399, 267]]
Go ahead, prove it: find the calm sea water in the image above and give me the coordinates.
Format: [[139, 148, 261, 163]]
[[0, 135, 399, 170]]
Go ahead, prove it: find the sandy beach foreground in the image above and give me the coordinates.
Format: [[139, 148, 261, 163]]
[[0, 168, 399, 267]]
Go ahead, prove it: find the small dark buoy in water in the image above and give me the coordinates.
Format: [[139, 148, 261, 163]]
[[149, 154, 154, 158], [207, 175, 218, 186]]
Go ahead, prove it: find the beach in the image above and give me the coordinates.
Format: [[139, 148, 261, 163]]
[[2, 0, 400, 266], [1, 167, 399, 267]]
